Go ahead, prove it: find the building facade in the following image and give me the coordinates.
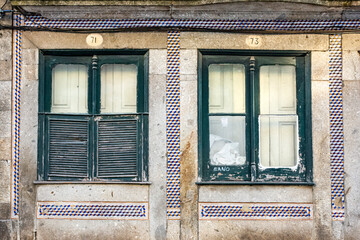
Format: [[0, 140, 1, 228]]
[[0, 0, 360, 239]]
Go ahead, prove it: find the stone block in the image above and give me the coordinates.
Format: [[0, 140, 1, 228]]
[[343, 34, 360, 51], [22, 35, 37, 49], [0, 61, 11, 81], [0, 111, 11, 138], [0, 137, 11, 161], [36, 185, 149, 202], [180, 80, 198, 143], [0, 160, 10, 203], [180, 50, 197, 75], [22, 64, 39, 81], [149, 50, 167, 75], [23, 32, 167, 49], [181, 32, 328, 51], [0, 124, 10, 138], [166, 220, 180, 240], [199, 220, 313, 240], [148, 74, 167, 240], [0, 81, 11, 111], [199, 185, 312, 202], [20, 79, 38, 175], [36, 219, 149, 240], [311, 80, 332, 240], [22, 49, 39, 65], [311, 51, 329, 81], [343, 80, 360, 239], [180, 81, 198, 240], [180, 74, 197, 82], [0, 30, 12, 61], [0, 221, 10, 240], [0, 203, 10, 219], [343, 50, 360, 81]]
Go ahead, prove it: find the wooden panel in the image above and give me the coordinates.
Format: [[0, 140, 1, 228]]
[[209, 64, 245, 113], [97, 119, 138, 178], [101, 64, 137, 113], [259, 116, 298, 167], [51, 64, 88, 113], [260, 65, 296, 114], [48, 119, 89, 178]]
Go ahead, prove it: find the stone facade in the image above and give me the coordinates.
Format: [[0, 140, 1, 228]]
[[0, 1, 360, 239]]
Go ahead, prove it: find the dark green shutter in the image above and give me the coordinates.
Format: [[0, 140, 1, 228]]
[[47, 118, 89, 179], [97, 119, 138, 178]]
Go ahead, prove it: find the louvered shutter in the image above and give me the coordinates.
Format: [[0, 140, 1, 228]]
[[47, 118, 89, 179], [97, 119, 138, 178]]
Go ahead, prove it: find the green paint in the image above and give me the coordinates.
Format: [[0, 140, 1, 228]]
[[38, 50, 149, 181], [198, 50, 313, 184]]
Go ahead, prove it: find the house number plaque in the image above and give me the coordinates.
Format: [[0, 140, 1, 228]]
[[246, 35, 262, 47], [86, 34, 103, 47]]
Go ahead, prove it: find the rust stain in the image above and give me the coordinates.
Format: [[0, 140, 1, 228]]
[[180, 131, 198, 240], [334, 197, 344, 208]]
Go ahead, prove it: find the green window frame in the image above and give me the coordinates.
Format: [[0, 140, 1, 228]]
[[38, 50, 148, 182], [198, 50, 312, 184]]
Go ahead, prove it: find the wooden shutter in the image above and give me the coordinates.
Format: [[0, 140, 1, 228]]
[[97, 119, 138, 178], [47, 118, 89, 179]]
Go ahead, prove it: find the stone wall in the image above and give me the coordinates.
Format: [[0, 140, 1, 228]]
[[0, 1, 19, 239]]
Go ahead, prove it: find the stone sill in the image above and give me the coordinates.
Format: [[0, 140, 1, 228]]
[[34, 181, 152, 185], [196, 181, 315, 186]]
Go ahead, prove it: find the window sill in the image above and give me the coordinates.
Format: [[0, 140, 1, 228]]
[[196, 181, 315, 186], [34, 181, 152, 185]]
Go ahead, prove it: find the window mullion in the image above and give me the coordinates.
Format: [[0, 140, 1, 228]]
[[90, 55, 99, 179], [249, 56, 258, 182]]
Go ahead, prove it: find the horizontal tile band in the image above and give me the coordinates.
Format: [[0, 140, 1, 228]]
[[24, 16, 360, 32], [37, 202, 149, 220], [199, 203, 313, 220]]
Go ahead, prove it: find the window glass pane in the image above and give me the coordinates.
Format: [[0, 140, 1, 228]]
[[209, 64, 245, 113], [260, 65, 296, 115], [259, 64, 298, 167], [51, 64, 88, 113], [209, 116, 246, 166], [101, 64, 137, 113], [259, 115, 298, 167]]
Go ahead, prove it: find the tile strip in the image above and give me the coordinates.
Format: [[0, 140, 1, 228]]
[[199, 203, 313, 220], [37, 202, 148, 220], [24, 17, 360, 32], [11, 13, 21, 219], [329, 34, 345, 221], [166, 31, 181, 219]]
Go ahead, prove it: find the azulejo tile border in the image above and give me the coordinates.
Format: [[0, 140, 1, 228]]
[[36, 202, 148, 220], [199, 203, 313, 220], [329, 34, 345, 221], [24, 16, 360, 31], [11, 13, 22, 219], [166, 31, 181, 219]]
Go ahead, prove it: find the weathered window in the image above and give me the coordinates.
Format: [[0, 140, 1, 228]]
[[199, 51, 312, 183], [38, 51, 148, 181]]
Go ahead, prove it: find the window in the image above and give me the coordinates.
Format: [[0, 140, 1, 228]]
[[199, 51, 312, 183], [38, 50, 148, 182]]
